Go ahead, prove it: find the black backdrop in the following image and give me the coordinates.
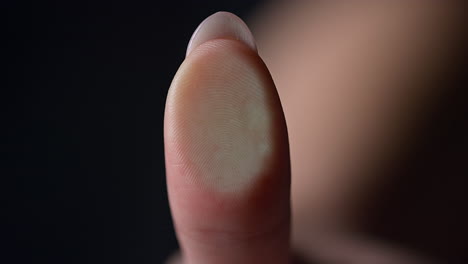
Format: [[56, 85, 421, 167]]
[[4, 1, 263, 263]]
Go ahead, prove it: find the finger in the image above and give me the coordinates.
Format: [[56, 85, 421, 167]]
[[164, 12, 291, 264]]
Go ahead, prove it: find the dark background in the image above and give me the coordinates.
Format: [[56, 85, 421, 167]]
[[4, 1, 263, 263]]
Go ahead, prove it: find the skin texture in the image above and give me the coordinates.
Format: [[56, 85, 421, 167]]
[[167, 40, 274, 193]]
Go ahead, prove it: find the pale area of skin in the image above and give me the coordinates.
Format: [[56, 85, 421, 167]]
[[252, 0, 461, 262], [166, 39, 274, 193]]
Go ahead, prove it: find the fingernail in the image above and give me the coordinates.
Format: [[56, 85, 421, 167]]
[[186, 11, 257, 57]]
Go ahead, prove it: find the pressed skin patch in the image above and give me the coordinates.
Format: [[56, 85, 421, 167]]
[[167, 41, 274, 193]]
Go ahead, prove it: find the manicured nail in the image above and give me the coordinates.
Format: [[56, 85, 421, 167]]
[[186, 11, 257, 57]]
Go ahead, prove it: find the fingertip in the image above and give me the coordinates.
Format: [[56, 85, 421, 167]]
[[167, 39, 288, 195], [164, 12, 290, 264]]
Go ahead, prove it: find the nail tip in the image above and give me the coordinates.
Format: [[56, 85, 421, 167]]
[[185, 11, 257, 57]]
